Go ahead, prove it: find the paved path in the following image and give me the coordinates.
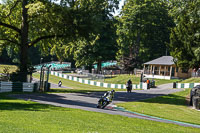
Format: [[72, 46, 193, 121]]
[[156, 83, 173, 90]]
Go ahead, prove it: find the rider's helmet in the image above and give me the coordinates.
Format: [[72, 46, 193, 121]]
[[111, 89, 115, 93]]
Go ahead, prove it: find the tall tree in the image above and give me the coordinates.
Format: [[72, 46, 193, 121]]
[[63, 18, 118, 73], [168, 0, 200, 70], [116, 0, 173, 72], [57, 1, 119, 73], [0, 0, 119, 81]]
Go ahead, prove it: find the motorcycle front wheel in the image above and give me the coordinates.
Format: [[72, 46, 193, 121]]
[[101, 102, 108, 109]]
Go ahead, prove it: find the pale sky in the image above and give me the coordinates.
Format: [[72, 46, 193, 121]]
[[0, 0, 125, 15], [116, 0, 125, 15], [0, 0, 125, 7]]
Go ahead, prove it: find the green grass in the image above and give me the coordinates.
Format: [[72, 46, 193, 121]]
[[103, 74, 180, 86], [0, 93, 200, 133], [35, 72, 180, 89], [116, 88, 200, 125], [33, 73, 180, 93], [180, 77, 200, 83], [104, 74, 141, 84], [0, 64, 18, 73], [33, 73, 126, 93]]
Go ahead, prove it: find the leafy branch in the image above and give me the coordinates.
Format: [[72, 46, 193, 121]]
[[0, 21, 21, 33]]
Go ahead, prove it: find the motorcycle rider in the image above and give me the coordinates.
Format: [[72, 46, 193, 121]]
[[126, 79, 132, 93], [97, 89, 115, 108]]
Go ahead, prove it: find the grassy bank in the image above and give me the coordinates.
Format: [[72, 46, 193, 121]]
[[0, 93, 199, 133], [103, 74, 180, 86], [180, 77, 200, 83], [39, 72, 180, 87], [116, 88, 200, 125], [33, 73, 126, 93]]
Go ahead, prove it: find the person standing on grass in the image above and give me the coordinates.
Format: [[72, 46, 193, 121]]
[[126, 79, 132, 93]]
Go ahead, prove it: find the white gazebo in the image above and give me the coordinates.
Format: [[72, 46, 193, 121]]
[[143, 56, 191, 79]]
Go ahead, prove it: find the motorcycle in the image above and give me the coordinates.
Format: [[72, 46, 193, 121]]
[[97, 90, 115, 109]]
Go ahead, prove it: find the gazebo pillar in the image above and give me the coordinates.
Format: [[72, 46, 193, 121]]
[[143, 65, 146, 74], [170, 66, 172, 77], [152, 65, 155, 75], [164, 66, 166, 76], [159, 66, 161, 75], [148, 65, 150, 74]]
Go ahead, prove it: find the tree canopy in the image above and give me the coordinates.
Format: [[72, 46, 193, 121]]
[[0, 0, 119, 81], [116, 0, 173, 71], [168, 0, 200, 70]]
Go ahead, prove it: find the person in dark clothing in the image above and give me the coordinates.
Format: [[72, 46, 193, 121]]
[[58, 80, 62, 87], [126, 79, 132, 93]]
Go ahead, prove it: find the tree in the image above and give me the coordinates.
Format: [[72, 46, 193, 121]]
[[64, 19, 118, 73], [168, 0, 200, 70], [55, 1, 119, 73], [0, 0, 119, 81], [73, 19, 118, 73], [116, 0, 173, 72]]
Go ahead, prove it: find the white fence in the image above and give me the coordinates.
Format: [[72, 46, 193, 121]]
[[50, 71, 148, 90], [0, 82, 36, 93]]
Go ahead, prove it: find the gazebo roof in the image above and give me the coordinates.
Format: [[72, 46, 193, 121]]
[[144, 56, 174, 65]]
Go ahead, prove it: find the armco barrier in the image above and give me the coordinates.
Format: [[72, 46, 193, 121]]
[[176, 83, 200, 89], [50, 71, 148, 90], [0, 82, 37, 93]]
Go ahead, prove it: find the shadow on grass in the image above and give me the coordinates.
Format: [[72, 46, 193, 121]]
[[0, 102, 59, 111], [104, 76, 117, 79], [0, 93, 70, 111]]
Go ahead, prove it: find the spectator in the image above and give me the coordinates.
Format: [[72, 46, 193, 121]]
[[146, 78, 150, 89]]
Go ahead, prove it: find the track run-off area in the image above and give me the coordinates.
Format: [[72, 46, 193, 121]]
[[10, 83, 200, 129]]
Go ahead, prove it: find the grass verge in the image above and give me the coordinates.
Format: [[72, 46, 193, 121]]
[[0, 93, 200, 133], [116, 88, 200, 125], [33, 73, 126, 93], [103, 74, 180, 86], [180, 77, 200, 83]]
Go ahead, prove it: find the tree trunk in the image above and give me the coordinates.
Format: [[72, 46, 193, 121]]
[[19, 0, 29, 82], [71, 60, 76, 68], [88, 64, 92, 73], [97, 60, 102, 74]]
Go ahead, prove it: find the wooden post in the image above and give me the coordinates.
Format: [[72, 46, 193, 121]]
[[150, 65, 153, 75], [164, 66, 166, 76], [152, 65, 155, 75], [170, 66, 172, 77], [159, 66, 161, 75]]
